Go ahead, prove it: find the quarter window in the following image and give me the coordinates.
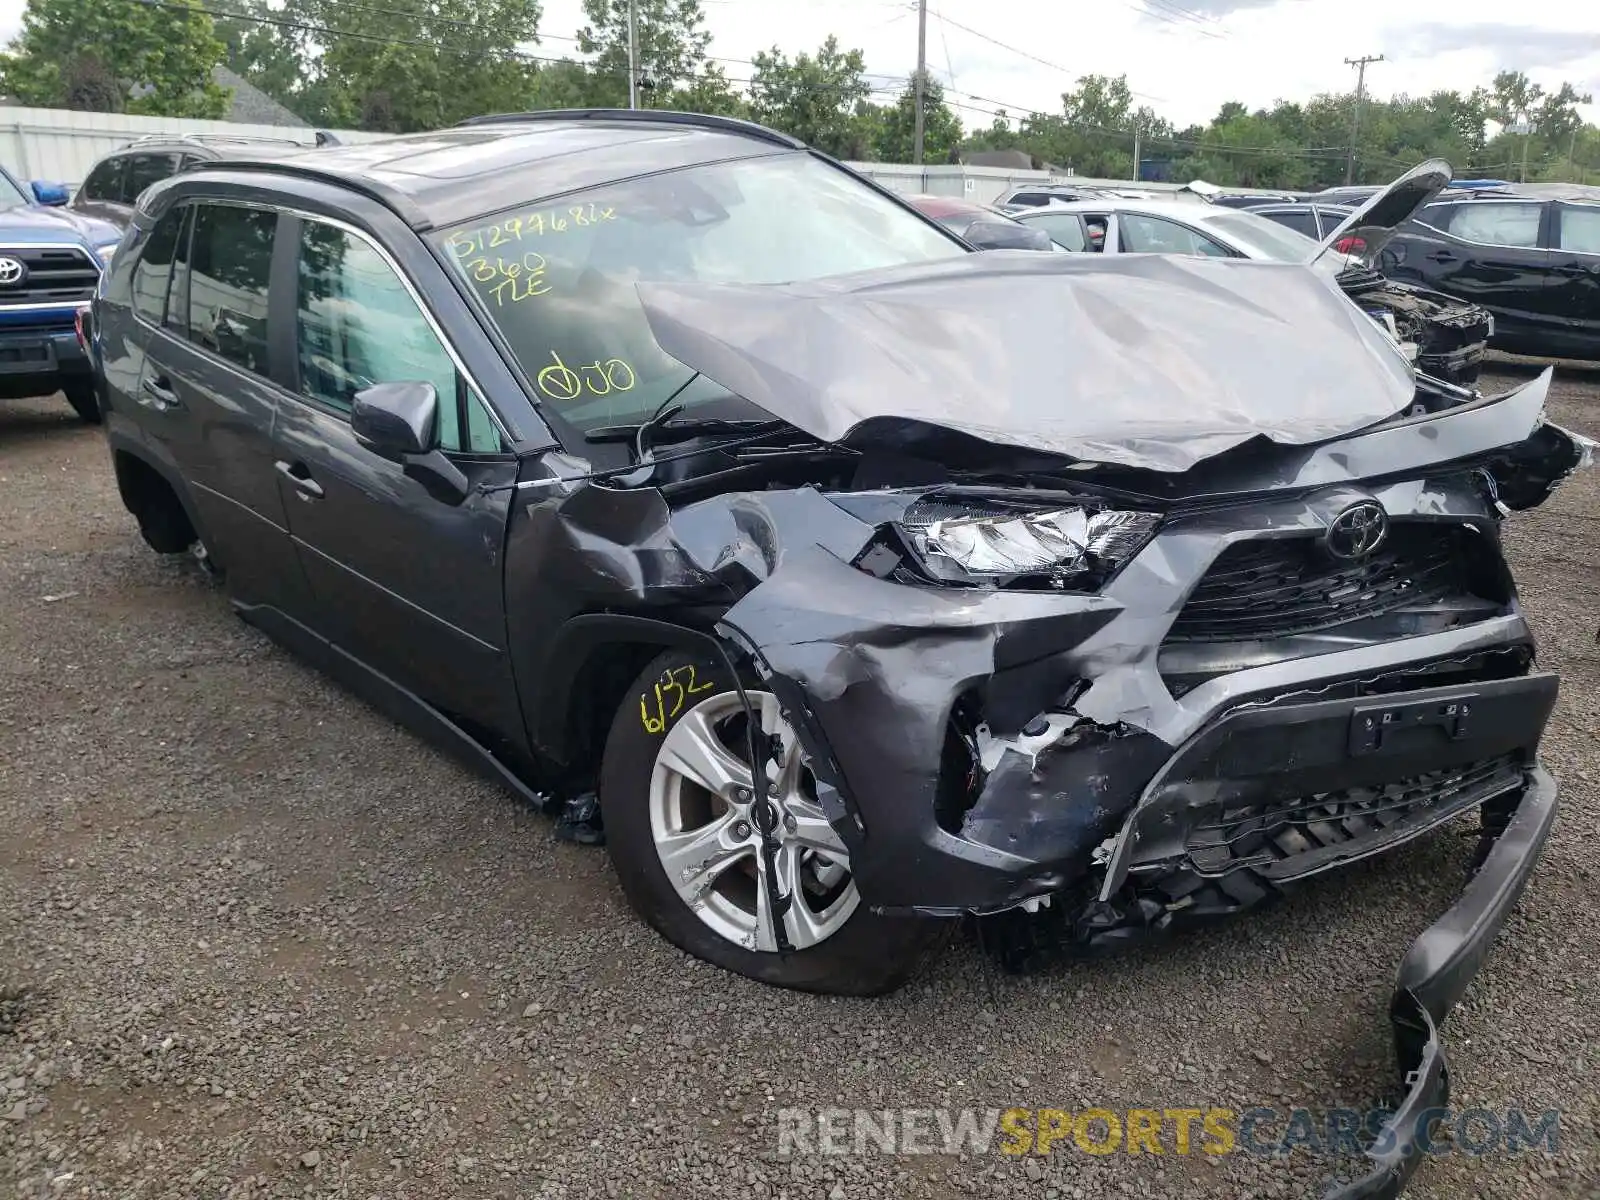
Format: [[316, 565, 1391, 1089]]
[[131, 206, 185, 325], [1556, 206, 1600, 255], [1448, 202, 1542, 249], [186, 203, 275, 375], [296, 221, 502, 454]]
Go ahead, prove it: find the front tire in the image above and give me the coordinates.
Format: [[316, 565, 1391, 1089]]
[[62, 380, 102, 425], [599, 649, 943, 995]]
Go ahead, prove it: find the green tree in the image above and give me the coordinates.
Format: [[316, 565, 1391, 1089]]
[[668, 63, 749, 119], [301, 0, 541, 132], [872, 73, 961, 164], [748, 36, 872, 157], [577, 0, 711, 106], [213, 0, 306, 112], [0, 0, 229, 117]]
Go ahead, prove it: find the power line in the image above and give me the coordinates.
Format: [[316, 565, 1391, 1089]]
[[928, 9, 1166, 101]]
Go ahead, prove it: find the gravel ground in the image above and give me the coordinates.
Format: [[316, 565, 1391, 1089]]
[[2, 369, 1598, 1200]]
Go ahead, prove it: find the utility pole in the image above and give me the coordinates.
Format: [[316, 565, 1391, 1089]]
[[1519, 115, 1532, 183], [1131, 120, 1142, 184], [1343, 54, 1383, 185], [913, 0, 927, 166], [626, 0, 639, 110]]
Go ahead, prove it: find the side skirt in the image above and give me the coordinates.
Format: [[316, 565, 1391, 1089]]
[[233, 600, 550, 813]]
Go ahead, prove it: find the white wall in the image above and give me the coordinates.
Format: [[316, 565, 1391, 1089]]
[[0, 105, 389, 187]]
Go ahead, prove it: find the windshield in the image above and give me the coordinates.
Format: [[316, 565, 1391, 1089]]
[[434, 153, 965, 433], [0, 170, 31, 208], [1201, 210, 1323, 262]]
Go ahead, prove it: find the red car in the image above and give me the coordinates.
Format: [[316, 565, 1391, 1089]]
[[901, 193, 1056, 251]]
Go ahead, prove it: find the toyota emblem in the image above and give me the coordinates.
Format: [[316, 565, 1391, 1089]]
[[1324, 501, 1388, 560], [0, 256, 26, 288]]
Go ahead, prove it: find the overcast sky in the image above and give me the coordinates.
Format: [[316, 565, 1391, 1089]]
[[2, 0, 1597, 130]]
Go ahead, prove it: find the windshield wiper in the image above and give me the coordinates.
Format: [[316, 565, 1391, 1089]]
[[583, 416, 773, 446]]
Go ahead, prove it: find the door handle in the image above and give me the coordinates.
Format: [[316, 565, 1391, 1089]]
[[140, 375, 182, 411], [274, 459, 325, 500], [1555, 262, 1596, 276], [1425, 250, 1458, 263]]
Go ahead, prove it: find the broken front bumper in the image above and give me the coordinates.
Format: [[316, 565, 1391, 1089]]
[[1326, 765, 1557, 1199]]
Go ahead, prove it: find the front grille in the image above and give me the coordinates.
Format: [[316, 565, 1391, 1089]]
[[1167, 524, 1490, 642], [1185, 754, 1522, 880], [0, 245, 99, 306]]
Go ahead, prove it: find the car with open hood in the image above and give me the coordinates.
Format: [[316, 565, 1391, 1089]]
[[85, 111, 1588, 1200], [1010, 179, 1494, 386]]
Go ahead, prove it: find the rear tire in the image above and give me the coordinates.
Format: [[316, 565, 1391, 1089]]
[[62, 381, 102, 425], [599, 648, 945, 995]]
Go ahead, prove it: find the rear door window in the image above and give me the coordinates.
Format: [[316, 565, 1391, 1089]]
[[1025, 212, 1087, 251], [131, 206, 187, 325], [1258, 209, 1318, 238], [1119, 213, 1231, 257], [124, 154, 181, 202], [1415, 202, 1456, 232], [1448, 202, 1543, 248], [80, 157, 128, 203], [185, 203, 276, 376]]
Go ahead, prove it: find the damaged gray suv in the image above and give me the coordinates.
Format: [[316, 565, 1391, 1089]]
[[89, 111, 1586, 1197]]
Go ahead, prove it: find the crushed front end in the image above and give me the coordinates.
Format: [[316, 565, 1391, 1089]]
[[694, 373, 1581, 1199]]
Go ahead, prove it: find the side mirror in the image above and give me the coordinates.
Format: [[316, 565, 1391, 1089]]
[[963, 220, 1056, 252], [352, 380, 437, 456], [31, 180, 69, 206], [351, 380, 471, 504]]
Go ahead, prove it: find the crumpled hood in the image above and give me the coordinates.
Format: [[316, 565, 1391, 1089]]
[[0, 202, 120, 246], [636, 251, 1417, 474]]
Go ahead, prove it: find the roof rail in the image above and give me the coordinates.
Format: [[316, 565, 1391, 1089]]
[[123, 131, 312, 148], [453, 108, 806, 151]]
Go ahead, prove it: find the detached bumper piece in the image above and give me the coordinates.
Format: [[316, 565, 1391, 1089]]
[[1325, 765, 1558, 1199]]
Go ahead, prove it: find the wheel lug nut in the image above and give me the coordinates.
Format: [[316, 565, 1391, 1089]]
[[783, 813, 797, 834], [733, 820, 752, 840], [734, 787, 752, 803]]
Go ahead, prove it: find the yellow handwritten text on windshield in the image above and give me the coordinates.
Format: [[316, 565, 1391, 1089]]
[[464, 250, 551, 306], [448, 203, 619, 259], [535, 350, 637, 402]]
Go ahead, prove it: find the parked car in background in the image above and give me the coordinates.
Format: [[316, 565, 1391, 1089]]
[[900, 194, 1056, 251], [71, 132, 339, 230], [1380, 189, 1600, 359], [1207, 190, 1306, 209], [1246, 200, 1374, 250], [0, 160, 121, 422], [1312, 184, 1385, 206], [994, 184, 1110, 208], [1011, 188, 1497, 385], [86, 124, 1587, 1200], [1011, 189, 1493, 385]]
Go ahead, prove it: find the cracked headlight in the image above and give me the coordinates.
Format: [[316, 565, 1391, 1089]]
[[895, 502, 1161, 589]]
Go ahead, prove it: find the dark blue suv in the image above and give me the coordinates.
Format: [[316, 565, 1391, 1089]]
[[0, 161, 122, 422]]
